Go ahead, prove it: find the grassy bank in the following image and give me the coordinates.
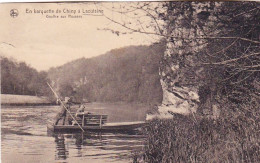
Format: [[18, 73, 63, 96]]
[[1, 94, 53, 106], [135, 104, 259, 162]]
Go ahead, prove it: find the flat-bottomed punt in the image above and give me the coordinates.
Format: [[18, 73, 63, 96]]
[[47, 121, 147, 132], [47, 112, 147, 132]]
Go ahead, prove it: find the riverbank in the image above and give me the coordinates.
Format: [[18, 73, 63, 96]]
[[137, 109, 259, 163], [1, 94, 54, 106]]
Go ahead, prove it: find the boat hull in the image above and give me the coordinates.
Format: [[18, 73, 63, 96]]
[[47, 121, 147, 133]]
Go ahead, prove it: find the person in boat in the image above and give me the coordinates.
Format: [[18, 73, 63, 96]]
[[71, 104, 90, 125], [76, 104, 85, 116], [54, 97, 72, 125]]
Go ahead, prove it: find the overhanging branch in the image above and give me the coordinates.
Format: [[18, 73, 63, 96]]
[[103, 14, 260, 44]]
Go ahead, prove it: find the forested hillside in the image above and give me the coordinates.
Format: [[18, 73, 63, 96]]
[[48, 43, 165, 104], [1, 57, 50, 96]]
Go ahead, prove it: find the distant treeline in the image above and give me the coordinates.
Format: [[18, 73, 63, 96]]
[[1, 43, 164, 104], [1, 57, 50, 96], [48, 43, 165, 104]]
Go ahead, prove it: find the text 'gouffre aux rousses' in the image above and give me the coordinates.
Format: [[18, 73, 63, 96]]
[[25, 8, 104, 18]]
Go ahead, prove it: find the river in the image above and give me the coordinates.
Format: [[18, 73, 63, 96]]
[[1, 103, 149, 163]]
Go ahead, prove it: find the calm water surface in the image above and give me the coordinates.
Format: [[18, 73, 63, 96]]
[[1, 103, 149, 163]]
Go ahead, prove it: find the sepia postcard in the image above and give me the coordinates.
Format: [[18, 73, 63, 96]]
[[1, 1, 259, 163]]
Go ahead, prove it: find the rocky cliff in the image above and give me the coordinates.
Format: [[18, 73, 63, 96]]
[[147, 2, 223, 119], [148, 2, 259, 120]]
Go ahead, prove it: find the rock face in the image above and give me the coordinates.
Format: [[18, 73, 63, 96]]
[[147, 2, 218, 119]]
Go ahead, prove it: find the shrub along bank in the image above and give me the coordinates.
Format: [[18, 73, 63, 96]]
[[138, 96, 259, 163]]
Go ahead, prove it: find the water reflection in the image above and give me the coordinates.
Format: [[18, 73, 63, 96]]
[[54, 134, 69, 160], [2, 105, 147, 163], [52, 131, 145, 162]]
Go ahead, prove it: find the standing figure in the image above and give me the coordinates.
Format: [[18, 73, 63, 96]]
[[54, 97, 72, 125]]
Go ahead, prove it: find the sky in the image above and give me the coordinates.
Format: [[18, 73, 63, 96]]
[[0, 2, 159, 71]]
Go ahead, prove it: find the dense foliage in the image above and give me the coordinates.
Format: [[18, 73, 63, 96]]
[[1, 57, 50, 96], [109, 2, 259, 162], [195, 2, 260, 112], [48, 43, 164, 104], [153, 2, 260, 112], [1, 43, 164, 104]]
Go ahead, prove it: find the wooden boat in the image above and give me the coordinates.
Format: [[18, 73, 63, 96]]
[[47, 112, 147, 132], [47, 121, 147, 132]]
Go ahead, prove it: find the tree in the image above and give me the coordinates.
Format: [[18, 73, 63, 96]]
[[0, 56, 51, 96], [101, 2, 260, 162], [98, 2, 260, 114], [47, 44, 164, 104]]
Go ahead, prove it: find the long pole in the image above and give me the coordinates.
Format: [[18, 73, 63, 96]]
[[47, 82, 85, 132]]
